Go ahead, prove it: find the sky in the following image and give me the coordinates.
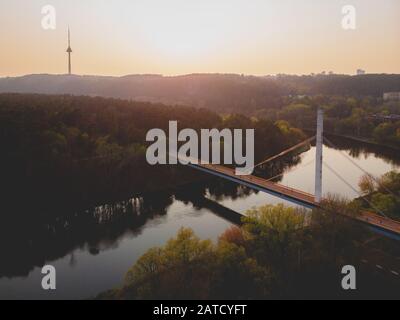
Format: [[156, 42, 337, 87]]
[[0, 0, 399, 77]]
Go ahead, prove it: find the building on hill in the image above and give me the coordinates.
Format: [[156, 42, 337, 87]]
[[383, 92, 400, 101], [369, 114, 400, 121], [356, 69, 366, 75]]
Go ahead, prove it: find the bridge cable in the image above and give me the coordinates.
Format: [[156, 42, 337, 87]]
[[251, 136, 316, 171], [323, 136, 400, 201], [323, 161, 388, 218], [263, 159, 315, 183]]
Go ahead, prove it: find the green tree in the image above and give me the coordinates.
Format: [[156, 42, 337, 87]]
[[358, 174, 376, 195], [119, 227, 272, 299], [242, 204, 306, 268], [373, 122, 395, 143], [211, 241, 271, 299], [124, 228, 214, 299], [371, 193, 398, 219], [377, 171, 400, 194], [310, 195, 363, 265]]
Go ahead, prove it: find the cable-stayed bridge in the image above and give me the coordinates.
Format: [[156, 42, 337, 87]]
[[184, 109, 400, 239]]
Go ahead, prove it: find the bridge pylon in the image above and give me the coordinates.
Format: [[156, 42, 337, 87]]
[[315, 108, 323, 203]]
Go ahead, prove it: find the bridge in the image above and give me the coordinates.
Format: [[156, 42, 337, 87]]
[[184, 109, 400, 238], [188, 161, 400, 237]]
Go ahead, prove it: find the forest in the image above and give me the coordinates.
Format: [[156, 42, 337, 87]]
[[2, 74, 399, 148], [0, 93, 304, 215], [264, 95, 400, 148]]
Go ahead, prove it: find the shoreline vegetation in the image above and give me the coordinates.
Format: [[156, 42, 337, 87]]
[[325, 132, 400, 151], [303, 129, 400, 152], [357, 170, 400, 221], [97, 198, 398, 300]]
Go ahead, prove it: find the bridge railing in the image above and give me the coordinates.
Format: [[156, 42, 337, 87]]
[[199, 163, 316, 201]]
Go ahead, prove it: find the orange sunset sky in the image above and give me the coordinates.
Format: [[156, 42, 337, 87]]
[[1, 0, 399, 77]]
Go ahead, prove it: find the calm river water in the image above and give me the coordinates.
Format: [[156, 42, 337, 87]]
[[0, 137, 399, 299]]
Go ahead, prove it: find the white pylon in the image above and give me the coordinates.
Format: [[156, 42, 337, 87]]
[[315, 108, 323, 203]]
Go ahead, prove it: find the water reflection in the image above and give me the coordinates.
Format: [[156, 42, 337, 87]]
[[0, 178, 253, 281], [0, 194, 174, 279], [325, 135, 400, 167]]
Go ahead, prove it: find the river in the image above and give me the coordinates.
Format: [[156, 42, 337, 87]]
[[0, 136, 399, 299]]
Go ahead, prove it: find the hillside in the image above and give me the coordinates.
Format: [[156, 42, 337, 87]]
[[1, 73, 399, 114]]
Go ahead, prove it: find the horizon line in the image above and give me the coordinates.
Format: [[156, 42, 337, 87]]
[[2, 72, 400, 79]]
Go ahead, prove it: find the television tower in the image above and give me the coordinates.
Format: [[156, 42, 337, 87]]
[[66, 27, 72, 75]]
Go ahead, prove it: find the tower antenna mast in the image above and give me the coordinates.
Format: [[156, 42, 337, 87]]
[[66, 27, 72, 75]]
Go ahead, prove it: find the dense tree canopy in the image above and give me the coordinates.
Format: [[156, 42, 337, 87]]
[[0, 93, 305, 214], [267, 95, 400, 148]]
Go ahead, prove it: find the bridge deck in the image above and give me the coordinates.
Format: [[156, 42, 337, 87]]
[[190, 163, 400, 236], [195, 163, 316, 205]]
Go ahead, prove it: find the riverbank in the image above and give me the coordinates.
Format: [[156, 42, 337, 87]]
[[326, 133, 400, 151], [302, 129, 400, 151]]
